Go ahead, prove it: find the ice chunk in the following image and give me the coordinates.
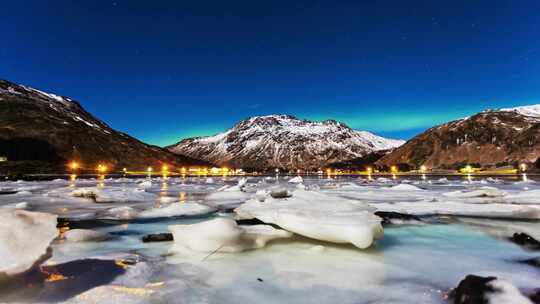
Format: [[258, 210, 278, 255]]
[[15, 202, 30, 209], [137, 203, 216, 219], [104, 206, 140, 220], [443, 186, 506, 198], [137, 180, 152, 188], [288, 176, 303, 183], [64, 229, 110, 242], [432, 177, 449, 184], [219, 178, 248, 192], [72, 187, 157, 203], [168, 217, 292, 253], [254, 190, 268, 202], [505, 189, 540, 205], [372, 200, 540, 219], [205, 191, 251, 204], [388, 184, 423, 191], [235, 190, 383, 249], [0, 210, 58, 277], [486, 279, 533, 304]]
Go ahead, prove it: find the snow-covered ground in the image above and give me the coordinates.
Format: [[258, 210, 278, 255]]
[[0, 175, 539, 303]]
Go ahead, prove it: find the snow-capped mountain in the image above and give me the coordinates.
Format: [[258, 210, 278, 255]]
[[499, 104, 540, 119], [377, 104, 540, 169], [0, 79, 210, 172], [168, 115, 404, 170]]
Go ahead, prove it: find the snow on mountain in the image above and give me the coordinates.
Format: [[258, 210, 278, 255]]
[[168, 114, 404, 170], [0, 79, 211, 171], [499, 104, 540, 119]]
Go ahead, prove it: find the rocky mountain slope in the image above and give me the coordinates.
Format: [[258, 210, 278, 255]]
[[377, 105, 540, 169], [168, 115, 404, 170], [0, 79, 210, 173]]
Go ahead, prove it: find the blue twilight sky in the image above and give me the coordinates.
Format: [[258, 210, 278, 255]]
[[1, 1, 539, 146]]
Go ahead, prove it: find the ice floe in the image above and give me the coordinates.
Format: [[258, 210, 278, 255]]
[[168, 217, 292, 253], [63, 229, 110, 242], [288, 176, 303, 183], [0, 210, 58, 277], [235, 189, 383, 249], [137, 202, 216, 219], [71, 187, 157, 203], [443, 186, 507, 198], [1, 176, 540, 303], [372, 200, 540, 219]]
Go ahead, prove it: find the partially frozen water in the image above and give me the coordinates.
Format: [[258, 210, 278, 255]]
[[0, 175, 539, 303]]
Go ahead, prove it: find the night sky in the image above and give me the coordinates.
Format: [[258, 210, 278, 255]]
[[2, 1, 539, 146]]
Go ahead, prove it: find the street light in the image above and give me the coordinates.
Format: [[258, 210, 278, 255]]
[[97, 164, 107, 174], [69, 161, 79, 171]]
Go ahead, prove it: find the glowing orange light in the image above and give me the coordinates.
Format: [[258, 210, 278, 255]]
[[162, 165, 169, 172], [69, 161, 79, 170], [97, 164, 107, 173], [391, 166, 398, 173]]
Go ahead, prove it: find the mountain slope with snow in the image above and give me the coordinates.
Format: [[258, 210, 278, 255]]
[[168, 115, 404, 170], [377, 104, 540, 168], [0, 79, 211, 172], [499, 104, 540, 119]]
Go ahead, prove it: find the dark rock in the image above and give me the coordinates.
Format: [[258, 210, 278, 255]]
[[236, 218, 283, 230], [236, 218, 267, 226], [510, 233, 540, 250], [257, 278, 263, 282], [530, 289, 540, 304], [518, 257, 540, 268], [449, 274, 497, 304], [142, 233, 173, 243], [374, 211, 422, 225], [270, 189, 291, 199], [0, 190, 17, 195], [57, 217, 126, 229]]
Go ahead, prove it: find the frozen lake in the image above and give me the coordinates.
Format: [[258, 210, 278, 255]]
[[0, 175, 539, 303]]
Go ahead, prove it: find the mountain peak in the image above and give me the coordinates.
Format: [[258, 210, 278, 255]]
[[169, 115, 404, 170]]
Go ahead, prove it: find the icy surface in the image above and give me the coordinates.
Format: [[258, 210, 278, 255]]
[[0, 175, 540, 302], [235, 189, 383, 249], [485, 279, 534, 304], [0, 210, 58, 276], [169, 217, 292, 253], [63, 229, 110, 242]]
